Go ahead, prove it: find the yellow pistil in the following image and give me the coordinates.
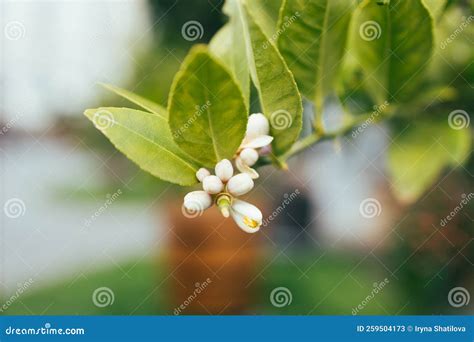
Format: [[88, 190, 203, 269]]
[[243, 216, 259, 229]]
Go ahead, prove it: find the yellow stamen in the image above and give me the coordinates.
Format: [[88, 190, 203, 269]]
[[243, 216, 259, 229]]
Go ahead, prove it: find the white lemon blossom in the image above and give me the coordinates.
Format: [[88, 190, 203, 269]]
[[230, 199, 262, 233], [182, 158, 263, 233], [236, 113, 273, 179]]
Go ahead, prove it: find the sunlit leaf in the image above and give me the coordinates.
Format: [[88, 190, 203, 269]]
[[168, 45, 247, 167], [209, 22, 250, 107], [232, 0, 303, 156], [84, 107, 198, 186], [278, 0, 355, 109], [99, 83, 167, 119], [422, 0, 447, 21]]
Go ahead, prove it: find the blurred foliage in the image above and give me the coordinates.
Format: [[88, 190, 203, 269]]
[[384, 167, 473, 313], [149, 0, 225, 46], [2, 252, 410, 315]]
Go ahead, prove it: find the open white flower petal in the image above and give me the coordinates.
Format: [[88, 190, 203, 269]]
[[230, 199, 262, 233], [236, 157, 259, 179], [241, 135, 273, 149]]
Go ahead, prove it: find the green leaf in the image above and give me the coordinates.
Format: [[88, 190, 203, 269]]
[[168, 45, 247, 167], [84, 107, 198, 186], [353, 0, 434, 104], [422, 0, 447, 21], [277, 0, 355, 109], [99, 83, 168, 119], [209, 23, 250, 107], [244, 0, 283, 38], [388, 119, 471, 203], [235, 0, 303, 155]]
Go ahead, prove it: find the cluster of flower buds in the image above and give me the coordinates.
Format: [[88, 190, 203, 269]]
[[182, 113, 273, 233], [236, 113, 273, 179]]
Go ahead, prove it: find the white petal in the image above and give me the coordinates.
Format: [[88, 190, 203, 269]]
[[202, 175, 224, 194], [246, 113, 269, 139], [196, 168, 211, 182], [226, 173, 254, 196], [236, 157, 259, 179], [241, 135, 273, 149], [183, 191, 212, 211], [230, 199, 262, 233], [239, 148, 259, 166], [215, 159, 233, 182]]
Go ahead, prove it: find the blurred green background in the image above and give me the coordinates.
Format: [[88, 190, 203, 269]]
[[0, 0, 472, 316]]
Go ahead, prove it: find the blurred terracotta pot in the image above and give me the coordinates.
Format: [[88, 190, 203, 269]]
[[165, 202, 262, 315]]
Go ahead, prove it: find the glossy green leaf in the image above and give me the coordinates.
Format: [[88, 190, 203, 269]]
[[168, 45, 247, 167], [235, 0, 303, 155], [84, 107, 198, 186], [353, 0, 434, 104], [388, 119, 471, 203], [100, 83, 167, 119], [278, 0, 355, 109]]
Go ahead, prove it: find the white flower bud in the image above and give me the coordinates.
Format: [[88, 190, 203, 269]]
[[239, 148, 259, 166], [183, 191, 212, 212], [215, 159, 233, 182], [246, 113, 269, 139], [227, 173, 254, 196], [202, 175, 224, 194], [196, 168, 211, 182], [230, 199, 262, 233]]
